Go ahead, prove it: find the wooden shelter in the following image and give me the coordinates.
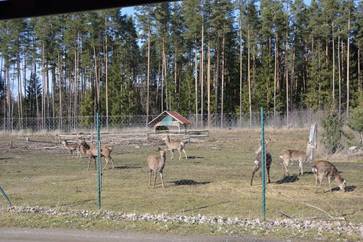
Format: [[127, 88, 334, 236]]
[[148, 111, 192, 132]]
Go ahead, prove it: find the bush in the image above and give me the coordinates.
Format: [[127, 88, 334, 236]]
[[321, 111, 343, 154]]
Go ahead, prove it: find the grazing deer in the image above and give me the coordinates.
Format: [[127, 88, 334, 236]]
[[79, 141, 114, 170], [162, 135, 187, 160], [62, 140, 79, 156], [146, 147, 167, 188], [279, 149, 309, 176], [250, 138, 272, 186], [312, 160, 346, 192]]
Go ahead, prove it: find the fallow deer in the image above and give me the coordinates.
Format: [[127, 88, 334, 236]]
[[250, 137, 272, 186], [279, 149, 309, 176], [61, 140, 79, 156], [79, 141, 114, 170], [146, 147, 167, 188], [312, 160, 346, 192], [162, 135, 187, 160]]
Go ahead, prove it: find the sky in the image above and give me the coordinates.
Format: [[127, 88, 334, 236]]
[[120, 0, 313, 17]]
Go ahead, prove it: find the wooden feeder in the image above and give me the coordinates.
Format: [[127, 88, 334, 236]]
[[148, 111, 192, 133]]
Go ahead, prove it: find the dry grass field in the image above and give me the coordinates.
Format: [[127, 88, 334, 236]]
[[0, 129, 362, 239]]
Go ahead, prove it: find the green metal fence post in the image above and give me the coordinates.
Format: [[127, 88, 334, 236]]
[[0, 184, 12, 207], [260, 107, 266, 221], [96, 112, 102, 209]]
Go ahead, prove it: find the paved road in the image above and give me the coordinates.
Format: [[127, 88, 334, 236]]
[[0, 228, 281, 242]]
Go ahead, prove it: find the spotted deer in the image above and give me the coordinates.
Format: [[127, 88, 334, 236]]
[[162, 135, 187, 160], [312, 160, 346, 192], [79, 141, 114, 170], [279, 150, 308, 176], [146, 147, 167, 188], [61, 140, 79, 156], [250, 137, 272, 186]]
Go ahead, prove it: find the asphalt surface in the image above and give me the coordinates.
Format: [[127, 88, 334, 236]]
[[0, 228, 282, 242]]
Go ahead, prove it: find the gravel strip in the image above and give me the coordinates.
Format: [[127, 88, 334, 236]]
[[4, 206, 363, 239]]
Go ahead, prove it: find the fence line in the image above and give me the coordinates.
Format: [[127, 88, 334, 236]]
[[0, 110, 332, 132]]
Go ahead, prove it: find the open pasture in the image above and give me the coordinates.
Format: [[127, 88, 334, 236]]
[[0, 129, 362, 223]]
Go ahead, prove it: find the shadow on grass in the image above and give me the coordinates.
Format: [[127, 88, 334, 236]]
[[187, 156, 204, 160], [114, 165, 142, 169], [275, 175, 299, 184], [0, 157, 13, 161], [169, 179, 210, 186], [302, 171, 314, 175], [328, 185, 356, 193]]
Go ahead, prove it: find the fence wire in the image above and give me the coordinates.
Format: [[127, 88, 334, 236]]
[[0, 110, 330, 132]]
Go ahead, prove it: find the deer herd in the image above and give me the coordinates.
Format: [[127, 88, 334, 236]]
[[61, 133, 346, 192]]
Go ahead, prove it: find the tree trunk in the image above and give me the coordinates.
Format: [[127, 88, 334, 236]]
[[248, 28, 252, 127], [285, 32, 289, 127], [338, 36, 341, 117], [194, 49, 198, 127], [274, 32, 278, 118], [161, 40, 165, 112], [221, 34, 225, 128], [17, 53, 22, 122], [200, 20, 204, 127], [239, 15, 243, 127], [207, 43, 211, 129], [346, 14, 350, 118], [332, 22, 335, 105], [146, 27, 151, 124], [105, 31, 109, 130], [359, 48, 361, 93]]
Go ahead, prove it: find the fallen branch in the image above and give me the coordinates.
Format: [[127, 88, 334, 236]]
[[302, 202, 345, 221], [279, 211, 293, 219]]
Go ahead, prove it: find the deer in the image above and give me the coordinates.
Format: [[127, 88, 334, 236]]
[[279, 139, 317, 176], [61, 140, 80, 156], [162, 135, 187, 160], [250, 137, 272, 186], [79, 141, 114, 170], [146, 147, 167, 188], [312, 160, 346, 192]]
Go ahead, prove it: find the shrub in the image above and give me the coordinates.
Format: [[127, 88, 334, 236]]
[[321, 111, 343, 154]]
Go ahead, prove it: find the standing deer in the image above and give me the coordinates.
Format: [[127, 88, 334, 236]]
[[79, 141, 114, 170], [146, 147, 167, 188], [312, 160, 346, 192], [250, 138, 272, 186], [162, 135, 187, 160], [61, 140, 79, 156], [279, 149, 309, 176]]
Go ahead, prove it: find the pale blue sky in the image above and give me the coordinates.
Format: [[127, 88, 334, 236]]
[[120, 0, 313, 17]]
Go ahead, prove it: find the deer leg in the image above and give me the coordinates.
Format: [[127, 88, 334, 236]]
[[250, 165, 259, 186], [178, 148, 182, 160], [299, 161, 304, 176], [314, 173, 318, 186], [267, 166, 271, 184], [183, 149, 188, 159], [170, 150, 174, 160], [160, 172, 165, 189], [282, 160, 289, 177], [153, 171, 158, 188], [328, 176, 332, 192], [149, 170, 152, 186], [87, 157, 92, 171], [314, 173, 319, 193], [109, 156, 114, 169], [102, 157, 109, 170]]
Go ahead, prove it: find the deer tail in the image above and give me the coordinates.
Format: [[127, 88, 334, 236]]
[[311, 166, 317, 174]]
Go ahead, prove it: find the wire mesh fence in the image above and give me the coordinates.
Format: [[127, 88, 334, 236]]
[[0, 110, 330, 132]]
